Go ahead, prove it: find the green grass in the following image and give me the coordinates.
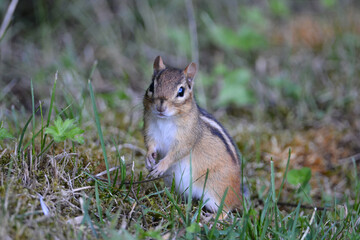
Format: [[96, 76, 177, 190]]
[[1, 0, 360, 239]]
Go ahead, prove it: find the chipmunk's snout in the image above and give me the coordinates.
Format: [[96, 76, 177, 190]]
[[154, 99, 169, 116], [156, 103, 167, 113]]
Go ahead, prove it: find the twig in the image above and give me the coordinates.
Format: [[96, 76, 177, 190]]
[[88, 173, 168, 185], [86, 164, 131, 181], [339, 153, 360, 163], [131, 187, 149, 229], [256, 198, 329, 211], [94, 166, 125, 178], [130, 175, 169, 185], [1, 79, 17, 98], [111, 144, 146, 156], [0, 149, 7, 159], [300, 208, 317, 240], [355, 216, 360, 229], [0, 0, 19, 40], [277, 201, 327, 211], [72, 186, 94, 192], [127, 201, 137, 229], [54, 152, 79, 161]]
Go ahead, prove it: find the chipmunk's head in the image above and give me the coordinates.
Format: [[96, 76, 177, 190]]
[[144, 56, 197, 118]]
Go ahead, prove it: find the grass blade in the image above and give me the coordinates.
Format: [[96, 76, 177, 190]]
[[11, 105, 19, 135], [88, 79, 111, 185], [277, 148, 291, 200], [270, 160, 280, 238], [39, 101, 43, 151], [186, 151, 193, 226], [37, 140, 54, 158], [111, 137, 126, 189], [209, 187, 228, 238], [42, 71, 57, 150], [289, 203, 301, 239], [80, 196, 98, 238], [270, 160, 276, 203], [31, 79, 35, 154], [259, 212, 270, 240], [260, 193, 272, 225], [17, 106, 40, 156], [241, 155, 248, 213], [240, 213, 249, 240], [23, 125, 47, 150], [0, 0, 19, 41], [164, 187, 186, 222], [95, 181, 103, 223], [195, 169, 209, 223]]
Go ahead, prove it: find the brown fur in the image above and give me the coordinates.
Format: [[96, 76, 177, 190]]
[[143, 56, 242, 219]]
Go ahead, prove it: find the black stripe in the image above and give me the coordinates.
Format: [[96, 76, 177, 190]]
[[198, 106, 240, 164]]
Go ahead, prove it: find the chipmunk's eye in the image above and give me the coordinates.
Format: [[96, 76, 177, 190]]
[[149, 82, 154, 93], [177, 86, 185, 97]]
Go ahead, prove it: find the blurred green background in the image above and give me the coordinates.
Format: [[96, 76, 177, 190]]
[[1, 0, 360, 134]]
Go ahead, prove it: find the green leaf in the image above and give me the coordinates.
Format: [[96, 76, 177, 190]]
[[269, 76, 302, 100], [236, 25, 268, 51], [321, 0, 337, 8], [45, 117, 84, 144], [209, 24, 267, 51], [269, 0, 290, 17], [203, 14, 267, 52], [0, 127, 14, 140], [287, 167, 312, 186], [240, 6, 268, 29], [186, 222, 201, 233], [217, 67, 256, 107]]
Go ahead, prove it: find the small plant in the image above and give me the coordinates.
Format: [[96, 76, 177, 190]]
[[45, 117, 84, 144], [287, 167, 312, 203], [215, 64, 256, 107], [203, 14, 267, 52], [268, 0, 290, 17]]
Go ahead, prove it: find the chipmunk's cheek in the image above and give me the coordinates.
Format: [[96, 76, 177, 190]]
[[169, 105, 181, 115], [159, 105, 176, 117], [166, 109, 177, 117]]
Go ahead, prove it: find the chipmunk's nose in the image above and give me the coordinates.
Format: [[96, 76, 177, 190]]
[[156, 99, 166, 113], [156, 104, 166, 113]]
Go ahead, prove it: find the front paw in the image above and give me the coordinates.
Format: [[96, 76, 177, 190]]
[[145, 152, 157, 171], [149, 160, 168, 178]]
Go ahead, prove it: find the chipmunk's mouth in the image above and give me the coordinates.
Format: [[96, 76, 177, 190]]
[[153, 110, 173, 118], [151, 106, 175, 118], [156, 112, 169, 118]]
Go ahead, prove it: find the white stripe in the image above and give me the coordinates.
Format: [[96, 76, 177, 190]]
[[200, 115, 237, 158]]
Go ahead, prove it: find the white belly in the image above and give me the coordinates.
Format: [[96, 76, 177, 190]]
[[148, 117, 177, 157], [164, 157, 193, 196], [164, 157, 218, 212]]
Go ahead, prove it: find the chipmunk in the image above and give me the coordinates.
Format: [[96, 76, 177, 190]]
[[143, 56, 243, 219]]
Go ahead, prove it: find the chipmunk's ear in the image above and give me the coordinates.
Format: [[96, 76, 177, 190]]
[[153, 56, 166, 73], [184, 62, 197, 89]]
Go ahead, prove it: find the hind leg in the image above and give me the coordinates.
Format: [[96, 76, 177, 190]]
[[201, 192, 231, 221], [204, 186, 242, 221]]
